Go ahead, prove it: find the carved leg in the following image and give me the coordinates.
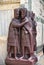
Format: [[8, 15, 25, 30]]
[[20, 46, 29, 59], [23, 47, 24, 57], [19, 46, 24, 60], [14, 46, 16, 58], [24, 47, 30, 59], [7, 46, 11, 58], [14, 46, 18, 59]]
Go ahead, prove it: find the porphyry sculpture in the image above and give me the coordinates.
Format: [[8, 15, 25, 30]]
[[5, 8, 38, 65]]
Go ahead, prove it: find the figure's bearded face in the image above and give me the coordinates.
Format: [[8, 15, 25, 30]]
[[29, 11, 35, 20], [14, 9, 19, 19], [20, 8, 27, 19]]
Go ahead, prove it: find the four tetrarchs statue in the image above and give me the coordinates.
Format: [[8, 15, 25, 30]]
[[5, 8, 37, 65]]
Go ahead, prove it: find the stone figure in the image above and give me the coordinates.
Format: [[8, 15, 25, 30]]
[[29, 11, 37, 51], [7, 8, 28, 59], [19, 8, 35, 59]]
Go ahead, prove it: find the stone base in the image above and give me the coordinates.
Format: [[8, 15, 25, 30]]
[[5, 56, 37, 65]]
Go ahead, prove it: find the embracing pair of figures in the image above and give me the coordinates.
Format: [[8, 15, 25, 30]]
[[7, 8, 37, 61]]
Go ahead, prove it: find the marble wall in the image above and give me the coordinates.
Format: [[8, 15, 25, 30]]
[[32, 0, 40, 16], [0, 10, 13, 36], [0, 38, 7, 65], [31, 0, 44, 47], [36, 22, 42, 46], [0, 10, 13, 65]]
